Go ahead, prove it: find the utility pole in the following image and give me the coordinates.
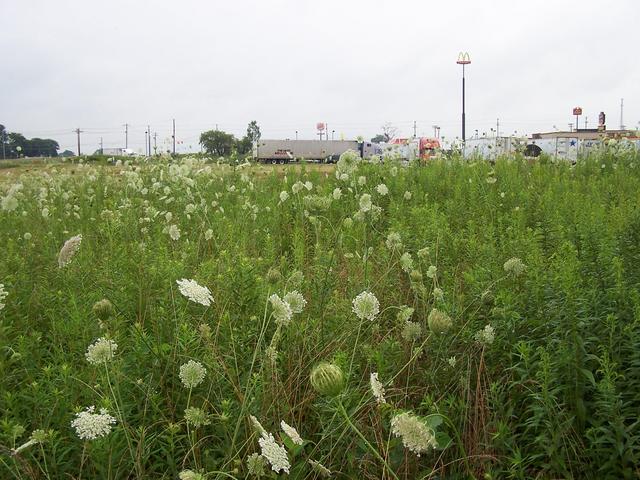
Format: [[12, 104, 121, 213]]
[[413, 121, 417, 138], [153, 132, 158, 155], [172, 118, 176, 155], [75, 128, 82, 156], [456, 52, 471, 143], [147, 125, 151, 156], [496, 118, 500, 137], [123, 123, 129, 149], [295, 130, 298, 140], [99, 137, 103, 155], [144, 129, 148, 155], [620, 98, 625, 130]]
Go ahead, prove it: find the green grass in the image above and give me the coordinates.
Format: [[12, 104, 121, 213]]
[[1, 150, 640, 479]]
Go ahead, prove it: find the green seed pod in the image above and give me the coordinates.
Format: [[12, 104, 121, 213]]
[[92, 299, 115, 321], [427, 308, 452, 334], [310, 362, 345, 397], [410, 269, 423, 283], [266, 268, 282, 285]]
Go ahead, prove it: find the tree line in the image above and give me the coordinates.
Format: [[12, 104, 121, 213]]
[[0, 124, 60, 158], [199, 121, 261, 157]]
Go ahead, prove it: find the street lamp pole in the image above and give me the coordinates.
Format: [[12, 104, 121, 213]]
[[456, 52, 471, 143]]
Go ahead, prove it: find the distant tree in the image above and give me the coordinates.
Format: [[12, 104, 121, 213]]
[[25, 138, 59, 157], [236, 121, 262, 156], [371, 134, 386, 143], [199, 130, 236, 156], [381, 123, 398, 142], [60, 150, 75, 157], [246, 120, 261, 143]]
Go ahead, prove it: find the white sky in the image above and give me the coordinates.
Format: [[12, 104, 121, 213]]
[[2, 0, 639, 154]]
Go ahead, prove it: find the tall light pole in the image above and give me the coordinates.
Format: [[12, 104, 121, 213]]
[[456, 52, 471, 143]]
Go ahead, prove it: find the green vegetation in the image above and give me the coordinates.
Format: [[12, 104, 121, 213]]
[[1, 149, 640, 479]]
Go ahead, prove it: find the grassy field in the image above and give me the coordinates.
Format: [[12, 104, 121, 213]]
[[1, 149, 640, 479]]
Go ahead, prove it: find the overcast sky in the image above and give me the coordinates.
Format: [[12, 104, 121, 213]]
[[2, 0, 638, 154]]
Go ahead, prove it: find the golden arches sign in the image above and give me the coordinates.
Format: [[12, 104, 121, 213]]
[[456, 52, 471, 64]]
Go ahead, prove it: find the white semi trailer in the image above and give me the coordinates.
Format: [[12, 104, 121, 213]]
[[253, 139, 382, 163]]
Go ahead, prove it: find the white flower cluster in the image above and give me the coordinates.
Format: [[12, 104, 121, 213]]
[[0, 283, 7, 311], [85, 337, 118, 365], [280, 420, 304, 445], [258, 432, 291, 474], [179, 360, 207, 388], [176, 279, 214, 306], [269, 294, 293, 326], [57, 234, 82, 268], [178, 470, 205, 480], [283, 290, 306, 314], [70, 406, 116, 440], [352, 291, 380, 321], [390, 412, 437, 456], [370, 372, 386, 404], [376, 183, 389, 196], [503, 257, 526, 276], [475, 324, 495, 346]]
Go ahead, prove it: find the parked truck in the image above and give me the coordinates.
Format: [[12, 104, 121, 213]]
[[253, 139, 382, 164]]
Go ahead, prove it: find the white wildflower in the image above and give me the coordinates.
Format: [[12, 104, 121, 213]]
[[448, 356, 457, 368], [304, 181, 313, 191], [400, 252, 414, 273], [85, 337, 118, 365], [283, 291, 306, 314], [176, 279, 214, 306], [475, 324, 495, 346], [0, 284, 7, 311], [308, 459, 332, 478], [258, 433, 290, 474], [179, 470, 205, 480], [391, 412, 437, 456], [402, 321, 422, 342], [426, 265, 437, 279], [503, 257, 526, 276], [41, 207, 50, 218], [332, 188, 342, 200], [352, 291, 380, 321], [168, 224, 181, 241], [358, 193, 372, 212], [433, 287, 444, 302], [376, 183, 389, 196], [204, 229, 213, 241], [370, 372, 386, 404], [292, 181, 304, 194], [57, 234, 82, 268], [179, 360, 207, 388], [385, 232, 403, 251], [70, 406, 116, 440], [269, 294, 293, 326], [249, 415, 267, 436], [279, 191, 289, 203], [280, 420, 304, 445], [404, 191, 412, 200]]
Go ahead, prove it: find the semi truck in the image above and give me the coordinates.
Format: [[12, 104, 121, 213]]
[[253, 139, 382, 163]]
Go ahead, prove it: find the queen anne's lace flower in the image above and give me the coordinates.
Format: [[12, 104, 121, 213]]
[[474, 324, 495, 346], [370, 372, 386, 404], [168, 224, 181, 240], [179, 360, 207, 388], [308, 459, 332, 478], [376, 183, 389, 196], [176, 279, 214, 306], [179, 470, 205, 480], [280, 420, 304, 445], [400, 252, 414, 273], [385, 232, 403, 251], [390, 412, 437, 456], [184, 407, 210, 427], [283, 291, 306, 314], [0, 284, 7, 311], [352, 291, 380, 321], [71, 406, 116, 440], [359, 193, 372, 212], [249, 415, 267, 436], [246, 453, 266, 476], [58, 234, 82, 268], [503, 257, 526, 276], [269, 294, 293, 326], [85, 337, 118, 365], [279, 191, 289, 203], [258, 433, 290, 474]]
